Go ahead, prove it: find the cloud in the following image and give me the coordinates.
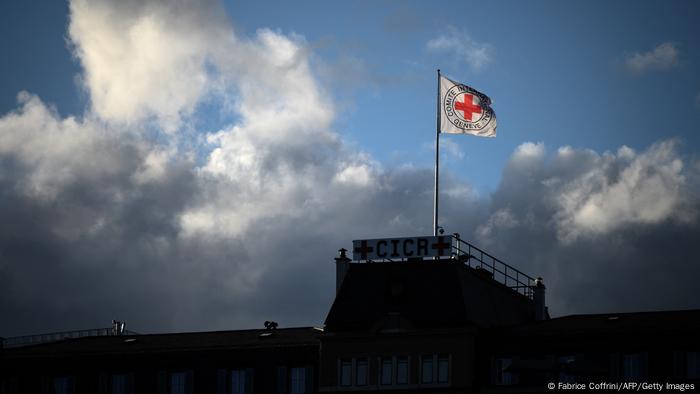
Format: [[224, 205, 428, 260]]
[[0, 0, 482, 336], [426, 26, 493, 69], [476, 208, 519, 245], [68, 0, 232, 131], [1, 0, 699, 339], [440, 139, 465, 160], [423, 138, 465, 161], [487, 141, 693, 243], [623, 42, 680, 74], [555, 141, 690, 242], [476, 140, 700, 315]]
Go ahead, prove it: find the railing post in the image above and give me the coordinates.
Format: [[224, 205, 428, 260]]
[[453, 233, 461, 258]]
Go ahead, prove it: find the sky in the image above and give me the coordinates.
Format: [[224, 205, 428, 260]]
[[1, 0, 699, 337]]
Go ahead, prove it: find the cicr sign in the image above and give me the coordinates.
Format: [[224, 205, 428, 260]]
[[352, 236, 452, 261]]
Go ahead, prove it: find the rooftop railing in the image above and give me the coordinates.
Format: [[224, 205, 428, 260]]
[[450, 234, 536, 299], [2, 327, 138, 348], [351, 234, 536, 299]]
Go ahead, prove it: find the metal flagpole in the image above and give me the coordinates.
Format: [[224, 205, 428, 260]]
[[433, 69, 441, 236]]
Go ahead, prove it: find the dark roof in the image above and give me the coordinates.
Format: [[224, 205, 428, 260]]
[[2, 327, 322, 357], [502, 309, 700, 337], [324, 261, 535, 332]]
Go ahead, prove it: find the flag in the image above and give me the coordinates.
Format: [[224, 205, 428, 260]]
[[439, 75, 497, 137]]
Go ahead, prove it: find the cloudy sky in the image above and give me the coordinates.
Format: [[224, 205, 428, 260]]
[[1, 0, 699, 337]]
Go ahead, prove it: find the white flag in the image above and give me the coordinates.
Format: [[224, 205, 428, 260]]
[[439, 75, 497, 137]]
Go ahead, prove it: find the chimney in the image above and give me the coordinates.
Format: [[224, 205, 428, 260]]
[[112, 320, 125, 335], [264, 321, 279, 330], [533, 277, 547, 321], [335, 248, 351, 294]]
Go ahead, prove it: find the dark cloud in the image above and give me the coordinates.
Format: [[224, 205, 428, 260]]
[[467, 141, 700, 317], [0, 94, 482, 337], [1, 0, 699, 340], [2, 96, 699, 337]]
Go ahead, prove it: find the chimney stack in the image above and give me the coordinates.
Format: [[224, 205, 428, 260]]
[[533, 277, 547, 321], [335, 248, 351, 294], [112, 320, 125, 335]]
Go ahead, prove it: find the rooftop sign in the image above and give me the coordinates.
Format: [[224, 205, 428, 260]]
[[352, 235, 453, 261]]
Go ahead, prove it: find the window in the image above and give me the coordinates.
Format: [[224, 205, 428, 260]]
[[290, 367, 308, 394], [170, 372, 187, 394], [276, 367, 287, 394], [623, 353, 645, 381], [111, 374, 127, 394], [688, 352, 700, 379], [1, 377, 19, 394], [421, 355, 433, 384], [396, 357, 409, 385], [380, 358, 393, 385], [52, 377, 75, 394], [339, 359, 352, 386], [231, 369, 253, 394], [437, 355, 449, 384], [495, 358, 514, 386], [355, 359, 368, 386], [558, 356, 576, 383]]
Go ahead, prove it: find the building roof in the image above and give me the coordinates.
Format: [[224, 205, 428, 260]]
[[324, 260, 535, 332], [1, 327, 322, 358], [501, 309, 700, 337]]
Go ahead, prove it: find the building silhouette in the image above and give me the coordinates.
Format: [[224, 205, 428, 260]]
[[1, 236, 699, 393]]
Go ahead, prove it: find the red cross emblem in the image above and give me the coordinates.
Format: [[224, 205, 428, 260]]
[[431, 236, 451, 256], [353, 240, 373, 260], [455, 93, 482, 122]]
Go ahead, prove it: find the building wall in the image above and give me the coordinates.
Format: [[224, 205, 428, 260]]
[[1, 345, 319, 394], [319, 329, 476, 392]]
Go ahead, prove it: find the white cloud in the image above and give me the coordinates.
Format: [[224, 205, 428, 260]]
[[426, 26, 493, 69], [555, 140, 689, 242], [487, 140, 692, 244], [513, 141, 545, 160], [440, 139, 465, 160], [68, 0, 232, 131], [0, 92, 137, 202], [423, 139, 464, 161], [476, 208, 519, 244], [623, 42, 679, 74]]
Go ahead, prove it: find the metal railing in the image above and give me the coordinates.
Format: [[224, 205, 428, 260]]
[[451, 234, 535, 299], [2, 327, 138, 349], [354, 235, 536, 299]]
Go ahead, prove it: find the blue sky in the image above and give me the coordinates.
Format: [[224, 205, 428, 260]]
[[1, 0, 700, 335], [3, 1, 699, 193]]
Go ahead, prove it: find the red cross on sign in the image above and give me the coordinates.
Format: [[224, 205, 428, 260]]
[[430, 236, 451, 256], [353, 240, 374, 260], [455, 93, 482, 121]]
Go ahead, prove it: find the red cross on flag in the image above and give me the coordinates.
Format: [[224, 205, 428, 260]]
[[440, 75, 497, 137]]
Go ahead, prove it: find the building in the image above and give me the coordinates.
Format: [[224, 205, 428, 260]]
[[1, 326, 320, 394], [2, 235, 699, 393]]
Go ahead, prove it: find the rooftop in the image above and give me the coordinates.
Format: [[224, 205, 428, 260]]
[[2, 326, 322, 357], [499, 309, 700, 337]]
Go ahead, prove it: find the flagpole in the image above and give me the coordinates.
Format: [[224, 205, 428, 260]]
[[433, 69, 441, 237]]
